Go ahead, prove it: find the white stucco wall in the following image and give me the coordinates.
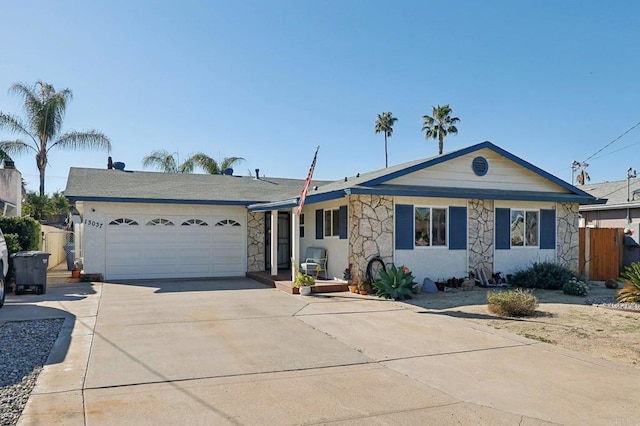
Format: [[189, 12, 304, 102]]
[[393, 196, 469, 281], [299, 197, 349, 280], [493, 200, 557, 274]]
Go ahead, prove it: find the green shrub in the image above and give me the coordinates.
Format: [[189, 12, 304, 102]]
[[0, 216, 40, 251], [617, 262, 640, 303], [562, 277, 588, 296], [3, 233, 21, 253], [0, 217, 41, 287], [487, 289, 538, 317], [509, 261, 578, 290], [373, 264, 415, 300]]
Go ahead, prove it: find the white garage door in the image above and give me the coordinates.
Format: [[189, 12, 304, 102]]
[[105, 215, 245, 280]]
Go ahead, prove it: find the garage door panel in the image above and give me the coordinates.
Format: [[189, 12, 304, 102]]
[[105, 214, 246, 280]]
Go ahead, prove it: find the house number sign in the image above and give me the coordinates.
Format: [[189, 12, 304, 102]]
[[84, 219, 103, 228]]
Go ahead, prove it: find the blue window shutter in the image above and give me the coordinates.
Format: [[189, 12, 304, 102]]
[[449, 206, 467, 250], [315, 209, 324, 240], [395, 204, 414, 250], [339, 205, 348, 239], [495, 208, 511, 250], [540, 209, 556, 249]]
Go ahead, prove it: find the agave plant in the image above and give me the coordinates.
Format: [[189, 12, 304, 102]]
[[373, 264, 415, 300], [618, 262, 640, 303]]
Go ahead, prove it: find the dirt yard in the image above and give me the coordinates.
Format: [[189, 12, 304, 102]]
[[406, 282, 640, 369]]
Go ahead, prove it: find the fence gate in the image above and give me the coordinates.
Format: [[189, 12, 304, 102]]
[[579, 228, 623, 281], [42, 230, 74, 269]]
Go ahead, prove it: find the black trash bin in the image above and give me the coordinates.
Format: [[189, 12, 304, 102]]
[[11, 251, 51, 295], [63, 243, 75, 271]]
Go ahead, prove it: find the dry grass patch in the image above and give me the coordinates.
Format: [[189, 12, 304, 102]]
[[408, 282, 640, 368]]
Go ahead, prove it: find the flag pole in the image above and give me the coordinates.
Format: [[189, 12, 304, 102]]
[[296, 146, 320, 216]]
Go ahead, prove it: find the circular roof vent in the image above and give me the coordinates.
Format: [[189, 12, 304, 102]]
[[472, 156, 488, 176]]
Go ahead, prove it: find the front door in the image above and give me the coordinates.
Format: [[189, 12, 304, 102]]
[[265, 212, 291, 270]]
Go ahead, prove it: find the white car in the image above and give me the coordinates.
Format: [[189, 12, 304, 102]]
[[0, 228, 7, 308]]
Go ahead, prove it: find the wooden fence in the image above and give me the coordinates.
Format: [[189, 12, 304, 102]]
[[579, 227, 623, 281]]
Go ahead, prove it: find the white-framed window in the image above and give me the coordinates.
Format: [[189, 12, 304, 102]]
[[215, 219, 241, 227], [146, 218, 174, 226], [182, 218, 208, 226], [324, 208, 340, 237], [510, 209, 538, 247], [300, 213, 305, 238], [415, 206, 447, 247], [109, 218, 138, 226]]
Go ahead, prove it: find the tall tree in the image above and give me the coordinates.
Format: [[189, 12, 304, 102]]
[[421, 104, 460, 155], [0, 148, 12, 167], [142, 150, 244, 174], [374, 112, 398, 168], [142, 150, 188, 173], [184, 153, 245, 174], [0, 81, 111, 196]]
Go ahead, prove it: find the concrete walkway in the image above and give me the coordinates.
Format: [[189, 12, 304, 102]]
[[1, 278, 639, 425]]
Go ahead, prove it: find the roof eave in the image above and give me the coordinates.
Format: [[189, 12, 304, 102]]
[[349, 185, 601, 204], [65, 195, 255, 206], [360, 141, 593, 199]]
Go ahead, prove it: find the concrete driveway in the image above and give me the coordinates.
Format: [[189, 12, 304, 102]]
[[3, 278, 639, 425]]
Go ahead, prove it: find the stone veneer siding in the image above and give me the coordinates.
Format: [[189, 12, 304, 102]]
[[468, 199, 494, 273], [556, 202, 580, 272], [348, 195, 393, 281], [247, 212, 265, 272]]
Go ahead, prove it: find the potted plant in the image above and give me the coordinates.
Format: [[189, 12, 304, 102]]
[[294, 272, 315, 296], [343, 264, 352, 281], [347, 267, 359, 293], [358, 280, 370, 295]]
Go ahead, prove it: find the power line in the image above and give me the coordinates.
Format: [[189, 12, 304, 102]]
[[583, 120, 640, 162], [590, 139, 640, 161]]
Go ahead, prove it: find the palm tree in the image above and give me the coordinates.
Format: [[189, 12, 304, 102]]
[[141, 150, 189, 173], [421, 104, 460, 155], [183, 152, 245, 174], [0, 148, 12, 167], [0, 81, 111, 196], [374, 112, 398, 168], [142, 150, 245, 174]]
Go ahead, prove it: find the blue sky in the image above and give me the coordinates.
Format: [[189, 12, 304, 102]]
[[1, 1, 639, 194]]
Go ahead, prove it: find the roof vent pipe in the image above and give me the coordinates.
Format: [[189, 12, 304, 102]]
[[107, 156, 113, 170], [255, 169, 260, 180]]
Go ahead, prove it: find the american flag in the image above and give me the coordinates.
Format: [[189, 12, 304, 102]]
[[296, 146, 319, 216]]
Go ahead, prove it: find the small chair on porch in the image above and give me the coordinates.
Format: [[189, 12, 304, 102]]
[[300, 247, 328, 279]]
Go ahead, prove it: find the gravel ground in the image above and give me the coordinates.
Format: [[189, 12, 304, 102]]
[[0, 318, 64, 426], [585, 296, 640, 312]]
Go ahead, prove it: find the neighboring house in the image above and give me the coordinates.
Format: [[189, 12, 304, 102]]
[[580, 179, 640, 234], [65, 141, 601, 282], [0, 162, 22, 217]]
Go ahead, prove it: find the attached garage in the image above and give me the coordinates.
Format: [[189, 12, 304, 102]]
[[104, 214, 245, 280], [65, 167, 306, 281]]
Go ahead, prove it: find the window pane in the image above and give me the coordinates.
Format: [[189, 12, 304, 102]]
[[432, 208, 447, 246], [324, 211, 332, 237], [511, 210, 524, 247], [332, 208, 340, 236], [526, 211, 539, 246], [300, 214, 305, 225], [415, 207, 431, 246]]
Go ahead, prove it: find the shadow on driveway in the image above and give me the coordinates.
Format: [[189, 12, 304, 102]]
[[107, 277, 272, 293]]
